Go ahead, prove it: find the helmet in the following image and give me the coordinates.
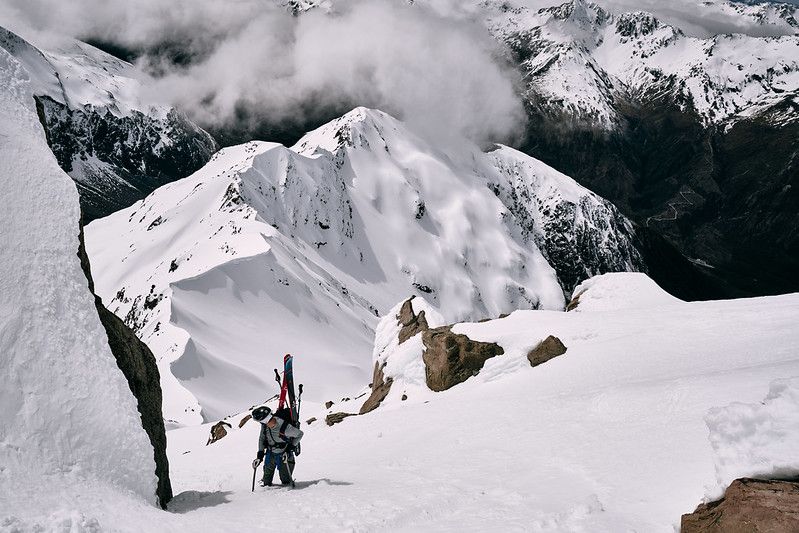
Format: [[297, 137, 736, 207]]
[[252, 406, 272, 422]]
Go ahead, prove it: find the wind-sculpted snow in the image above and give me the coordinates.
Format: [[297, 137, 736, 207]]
[[569, 272, 683, 312], [705, 377, 799, 501], [0, 45, 156, 521], [85, 107, 645, 426]]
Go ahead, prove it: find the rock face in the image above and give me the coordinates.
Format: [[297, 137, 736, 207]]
[[527, 336, 567, 367], [397, 298, 431, 345], [37, 95, 216, 221], [78, 224, 172, 508], [359, 362, 393, 415], [681, 478, 799, 533], [422, 327, 505, 392]]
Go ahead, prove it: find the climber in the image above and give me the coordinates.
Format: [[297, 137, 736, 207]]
[[251, 405, 303, 487]]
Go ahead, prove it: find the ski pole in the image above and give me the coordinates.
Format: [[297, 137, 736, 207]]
[[251, 462, 257, 492], [298, 384, 303, 414], [280, 451, 296, 489], [273, 368, 281, 385]]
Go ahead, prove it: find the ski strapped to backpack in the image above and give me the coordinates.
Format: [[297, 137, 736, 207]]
[[273, 354, 303, 453]]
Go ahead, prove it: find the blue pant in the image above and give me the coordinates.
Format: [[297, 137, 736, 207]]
[[262, 449, 294, 485]]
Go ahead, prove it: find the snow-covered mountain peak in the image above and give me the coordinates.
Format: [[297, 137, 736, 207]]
[[538, 0, 609, 27], [292, 106, 398, 157], [86, 107, 646, 425]]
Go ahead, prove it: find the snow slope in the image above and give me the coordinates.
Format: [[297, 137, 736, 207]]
[[19, 272, 797, 531], [0, 43, 157, 526], [85, 107, 644, 426]]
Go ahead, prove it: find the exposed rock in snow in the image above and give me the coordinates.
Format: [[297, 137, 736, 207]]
[[422, 326, 506, 392], [0, 25, 216, 221], [78, 227, 172, 507], [0, 41, 157, 518], [681, 478, 799, 533], [86, 107, 644, 425], [527, 335, 568, 367], [359, 361, 393, 415]]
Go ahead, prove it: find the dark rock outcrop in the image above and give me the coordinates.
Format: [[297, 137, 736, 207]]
[[397, 297, 430, 345], [238, 414, 252, 428], [527, 336, 567, 367], [422, 327, 504, 391], [78, 223, 172, 508], [519, 93, 798, 299], [325, 401, 334, 409], [359, 362, 393, 415], [681, 478, 799, 532], [206, 421, 231, 445], [325, 412, 357, 426], [566, 290, 585, 311], [37, 95, 216, 221]]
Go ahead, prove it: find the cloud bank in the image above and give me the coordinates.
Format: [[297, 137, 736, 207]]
[[1, 0, 527, 145]]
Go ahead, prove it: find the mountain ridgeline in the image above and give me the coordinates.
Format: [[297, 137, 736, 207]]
[[6, 0, 799, 298]]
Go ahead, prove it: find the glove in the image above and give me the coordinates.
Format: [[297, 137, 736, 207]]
[[257, 450, 264, 460], [294, 443, 301, 457], [252, 458, 262, 469]]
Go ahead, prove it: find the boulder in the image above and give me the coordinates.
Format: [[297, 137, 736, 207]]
[[306, 417, 317, 425], [527, 336, 567, 367], [206, 421, 231, 445], [681, 478, 799, 533], [238, 414, 251, 428], [325, 412, 357, 426], [360, 362, 393, 414], [397, 297, 430, 344], [421, 326, 504, 391], [325, 401, 334, 409]]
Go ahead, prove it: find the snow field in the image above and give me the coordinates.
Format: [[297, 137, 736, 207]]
[[36, 272, 794, 532]]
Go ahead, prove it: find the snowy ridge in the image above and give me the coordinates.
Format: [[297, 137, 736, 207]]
[[0, 41, 156, 525], [85, 107, 644, 426], [484, 0, 799, 129], [0, 26, 163, 117]]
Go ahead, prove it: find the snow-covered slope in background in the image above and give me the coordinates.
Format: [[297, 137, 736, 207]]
[[0, 26, 216, 220], [85, 107, 644, 426], [0, 42, 156, 527], [484, 0, 799, 129]]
